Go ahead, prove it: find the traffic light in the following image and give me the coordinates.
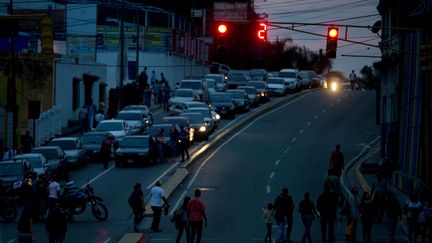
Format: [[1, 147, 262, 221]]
[[40, 16, 53, 54], [326, 26, 338, 58], [257, 22, 268, 41], [217, 23, 228, 35]]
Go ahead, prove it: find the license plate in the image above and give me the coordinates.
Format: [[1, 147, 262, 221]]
[[220, 110, 226, 114]]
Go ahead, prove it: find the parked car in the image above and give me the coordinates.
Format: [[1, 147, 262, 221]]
[[188, 107, 218, 131], [180, 79, 205, 100], [80, 132, 114, 162], [226, 70, 250, 88], [209, 92, 236, 119], [279, 68, 300, 91], [13, 153, 50, 177], [161, 116, 195, 143], [116, 110, 152, 135], [48, 137, 87, 167], [114, 135, 155, 167], [267, 78, 287, 96], [95, 119, 130, 141], [0, 159, 33, 191], [247, 81, 270, 102], [226, 89, 250, 113], [249, 69, 268, 81], [180, 112, 211, 140], [122, 105, 153, 123], [203, 74, 226, 91], [237, 86, 260, 107], [31, 146, 67, 174]]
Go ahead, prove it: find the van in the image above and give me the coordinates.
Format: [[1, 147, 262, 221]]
[[180, 79, 206, 100], [279, 68, 300, 91]]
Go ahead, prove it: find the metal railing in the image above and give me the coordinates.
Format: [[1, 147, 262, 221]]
[[29, 105, 62, 146]]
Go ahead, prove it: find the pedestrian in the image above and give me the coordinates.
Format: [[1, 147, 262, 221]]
[[404, 193, 422, 242], [179, 125, 190, 162], [150, 181, 169, 232], [349, 70, 357, 91], [385, 191, 402, 243], [87, 99, 97, 130], [173, 196, 191, 243], [273, 187, 295, 243], [262, 203, 274, 242], [188, 189, 207, 243], [418, 197, 432, 243], [152, 80, 160, 104], [143, 85, 152, 108], [169, 124, 179, 162], [150, 70, 157, 87], [128, 183, 145, 232], [45, 202, 67, 243], [329, 144, 344, 177], [316, 187, 339, 241], [359, 192, 374, 243], [371, 173, 387, 223], [99, 133, 113, 169], [47, 176, 61, 210], [17, 205, 33, 243], [323, 168, 341, 194], [93, 103, 105, 129], [78, 105, 89, 134], [21, 131, 34, 153], [299, 192, 319, 243], [160, 72, 166, 82], [163, 81, 171, 111], [343, 187, 359, 243], [155, 128, 167, 163]]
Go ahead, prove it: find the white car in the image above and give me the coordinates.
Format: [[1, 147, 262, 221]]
[[180, 79, 205, 100], [14, 153, 50, 176], [47, 137, 87, 167], [95, 119, 130, 140], [267, 78, 287, 96], [203, 74, 226, 92], [188, 107, 218, 131], [279, 68, 300, 91], [169, 88, 199, 106], [116, 110, 152, 135]]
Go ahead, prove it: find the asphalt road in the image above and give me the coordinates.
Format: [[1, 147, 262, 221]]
[[147, 90, 383, 242]]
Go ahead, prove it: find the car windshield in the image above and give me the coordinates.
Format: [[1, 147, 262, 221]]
[[210, 93, 231, 102], [81, 134, 105, 144], [49, 140, 77, 150], [32, 149, 59, 160], [96, 122, 123, 131], [268, 79, 284, 85], [189, 109, 210, 118], [227, 75, 247, 82], [0, 163, 23, 177], [248, 82, 266, 89], [120, 137, 148, 147], [174, 89, 194, 97], [182, 114, 203, 123], [117, 113, 142, 120], [238, 87, 255, 94], [181, 81, 201, 90], [227, 91, 245, 99], [123, 105, 148, 112], [279, 72, 296, 78], [26, 157, 43, 168], [149, 126, 170, 137], [204, 75, 223, 82]]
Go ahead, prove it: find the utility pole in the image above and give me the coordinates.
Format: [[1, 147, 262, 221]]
[[135, 14, 140, 84], [118, 0, 125, 111]]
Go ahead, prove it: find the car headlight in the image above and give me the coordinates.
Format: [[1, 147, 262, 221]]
[[215, 114, 221, 120], [199, 126, 206, 132], [145, 120, 150, 124]]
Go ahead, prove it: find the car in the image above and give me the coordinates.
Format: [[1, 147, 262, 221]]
[[13, 153, 50, 177], [267, 78, 287, 96], [268, 71, 280, 78], [80, 132, 114, 162], [298, 70, 320, 89], [210, 62, 231, 77], [237, 86, 260, 108], [169, 88, 200, 107], [48, 137, 87, 167], [161, 116, 195, 143], [249, 69, 268, 81], [247, 81, 270, 102], [184, 102, 221, 125], [114, 135, 155, 167], [122, 105, 153, 123], [180, 112, 211, 140], [226, 70, 250, 88], [226, 89, 250, 113], [188, 107, 218, 131], [32, 146, 68, 173], [180, 80, 205, 100], [148, 124, 181, 157], [279, 68, 300, 91], [317, 74, 326, 88], [116, 110, 152, 135], [0, 159, 33, 191], [95, 119, 130, 141], [208, 92, 236, 119], [203, 74, 226, 92]]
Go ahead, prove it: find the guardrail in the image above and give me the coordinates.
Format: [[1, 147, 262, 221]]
[[28, 105, 63, 146]]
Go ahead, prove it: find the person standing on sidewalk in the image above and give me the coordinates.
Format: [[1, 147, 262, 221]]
[[329, 144, 344, 177], [404, 193, 423, 243], [317, 187, 339, 241], [179, 125, 190, 162], [188, 189, 207, 243], [273, 187, 295, 243], [299, 192, 319, 243], [385, 191, 402, 243], [359, 192, 374, 243], [150, 181, 168, 232]]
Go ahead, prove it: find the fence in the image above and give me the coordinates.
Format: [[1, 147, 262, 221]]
[[28, 105, 63, 146]]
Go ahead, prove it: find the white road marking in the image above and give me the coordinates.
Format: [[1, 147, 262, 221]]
[[172, 93, 312, 208], [299, 129, 304, 134], [307, 121, 311, 126], [329, 103, 334, 107], [322, 109, 327, 113], [81, 165, 115, 188], [146, 162, 179, 189], [292, 137, 297, 142], [275, 160, 280, 166], [102, 238, 112, 243], [314, 115, 319, 119], [266, 185, 271, 193], [269, 171, 275, 179]]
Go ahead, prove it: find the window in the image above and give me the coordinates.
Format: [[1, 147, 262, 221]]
[[72, 77, 80, 111]]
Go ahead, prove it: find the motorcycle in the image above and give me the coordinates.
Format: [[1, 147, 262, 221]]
[[60, 183, 108, 221], [0, 189, 18, 221]]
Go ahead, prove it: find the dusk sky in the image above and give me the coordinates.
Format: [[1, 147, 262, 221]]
[[255, 0, 381, 77]]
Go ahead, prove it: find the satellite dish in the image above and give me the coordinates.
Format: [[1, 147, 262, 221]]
[[371, 20, 382, 33]]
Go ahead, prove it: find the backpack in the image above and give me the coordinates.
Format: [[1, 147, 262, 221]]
[[128, 191, 140, 209]]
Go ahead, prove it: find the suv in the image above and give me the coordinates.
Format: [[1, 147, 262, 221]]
[[279, 69, 300, 91], [0, 159, 33, 191]]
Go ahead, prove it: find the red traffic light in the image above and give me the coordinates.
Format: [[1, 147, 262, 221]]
[[328, 27, 338, 39], [218, 24, 227, 34], [257, 23, 267, 41]]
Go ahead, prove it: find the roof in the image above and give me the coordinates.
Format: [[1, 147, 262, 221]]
[[50, 137, 78, 141], [100, 119, 124, 123], [33, 146, 61, 150], [14, 153, 43, 158]]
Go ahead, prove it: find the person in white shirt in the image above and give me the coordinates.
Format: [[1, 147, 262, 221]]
[[150, 181, 168, 232], [47, 178, 61, 209]]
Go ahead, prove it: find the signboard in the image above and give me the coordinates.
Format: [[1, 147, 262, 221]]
[[96, 25, 143, 51], [67, 35, 96, 62], [214, 2, 248, 21]]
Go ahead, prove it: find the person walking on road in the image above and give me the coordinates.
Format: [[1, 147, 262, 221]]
[[128, 183, 145, 232], [155, 128, 167, 163], [274, 188, 295, 243], [150, 181, 168, 232], [169, 124, 179, 162], [371, 173, 387, 223], [45, 202, 67, 243], [99, 133, 113, 169], [188, 189, 207, 243], [349, 70, 357, 91], [173, 196, 191, 243], [344, 187, 360, 243], [323, 169, 341, 194], [87, 99, 97, 130], [179, 125, 190, 162], [317, 187, 339, 241], [299, 192, 319, 243], [262, 203, 275, 242], [47, 176, 61, 210], [329, 144, 345, 177], [162, 81, 171, 111], [359, 192, 374, 243], [17, 205, 33, 243], [385, 191, 402, 243]]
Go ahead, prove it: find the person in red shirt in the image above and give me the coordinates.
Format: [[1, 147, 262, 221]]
[[329, 144, 345, 177], [188, 189, 207, 243]]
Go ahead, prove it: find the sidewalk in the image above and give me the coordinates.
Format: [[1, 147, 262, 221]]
[[342, 139, 410, 242]]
